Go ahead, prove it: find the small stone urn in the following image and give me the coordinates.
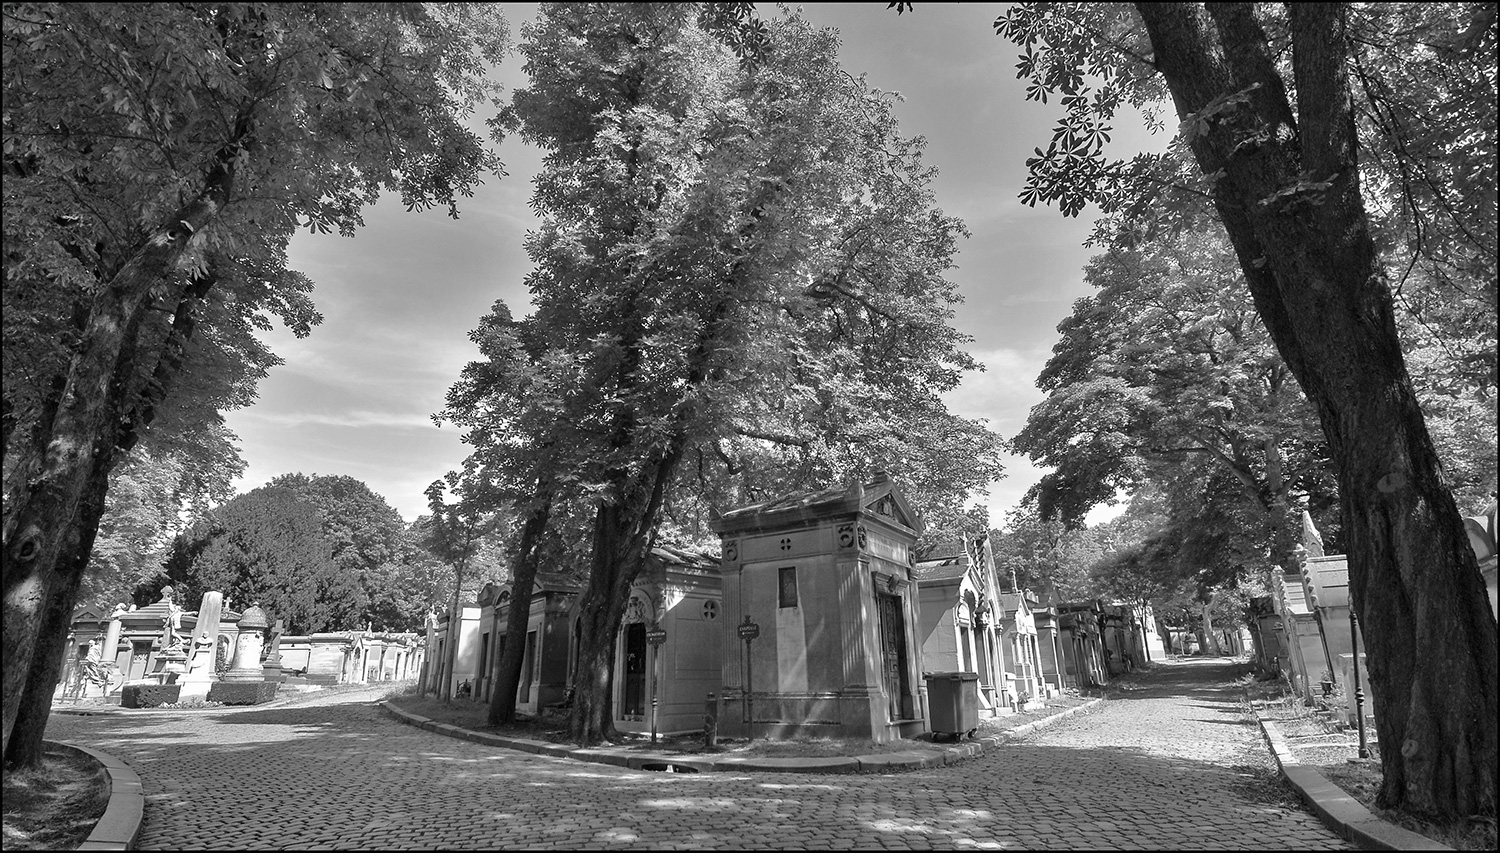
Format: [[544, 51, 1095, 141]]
[[223, 606, 269, 683]]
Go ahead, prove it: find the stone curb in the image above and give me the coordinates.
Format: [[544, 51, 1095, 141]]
[[1254, 716, 1451, 850], [378, 696, 1104, 775], [47, 739, 145, 852], [997, 696, 1103, 741]]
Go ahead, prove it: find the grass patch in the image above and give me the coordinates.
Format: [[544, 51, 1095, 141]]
[[2, 746, 110, 850]]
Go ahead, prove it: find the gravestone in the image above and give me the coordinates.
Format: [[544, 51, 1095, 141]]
[[177, 591, 224, 700], [224, 606, 269, 682]]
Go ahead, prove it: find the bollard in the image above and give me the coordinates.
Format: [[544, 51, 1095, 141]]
[[704, 692, 719, 749]]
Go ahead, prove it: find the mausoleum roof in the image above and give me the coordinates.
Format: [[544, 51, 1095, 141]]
[[914, 554, 969, 582], [999, 592, 1028, 615], [713, 472, 922, 535], [649, 543, 720, 571], [533, 571, 584, 592]]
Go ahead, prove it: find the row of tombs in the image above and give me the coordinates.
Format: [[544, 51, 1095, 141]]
[[1247, 501, 1498, 727], [427, 473, 1168, 743], [57, 585, 426, 705]]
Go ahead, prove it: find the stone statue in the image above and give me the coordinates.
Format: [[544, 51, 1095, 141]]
[[159, 585, 185, 651]]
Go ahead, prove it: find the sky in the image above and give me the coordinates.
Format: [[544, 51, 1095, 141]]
[[222, 3, 1170, 526]]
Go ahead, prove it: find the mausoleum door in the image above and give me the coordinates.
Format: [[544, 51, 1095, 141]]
[[623, 623, 647, 717], [877, 592, 911, 720]]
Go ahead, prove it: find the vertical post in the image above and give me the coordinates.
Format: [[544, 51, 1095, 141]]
[[1349, 607, 1370, 758], [647, 625, 667, 744], [737, 616, 759, 728], [704, 692, 719, 749], [745, 634, 754, 728]]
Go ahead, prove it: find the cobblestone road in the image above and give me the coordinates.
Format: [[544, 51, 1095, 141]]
[[45, 657, 1348, 850]]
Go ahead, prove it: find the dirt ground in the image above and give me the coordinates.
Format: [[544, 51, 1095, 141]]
[[1245, 671, 1494, 851], [1, 744, 110, 851]]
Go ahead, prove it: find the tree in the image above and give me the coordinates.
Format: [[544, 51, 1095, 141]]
[[420, 469, 508, 702], [78, 439, 233, 611], [443, 4, 1003, 742], [990, 505, 1101, 600], [150, 485, 357, 633], [1013, 224, 1342, 580], [269, 473, 417, 631], [994, 2, 1497, 820], [2, 2, 510, 768]]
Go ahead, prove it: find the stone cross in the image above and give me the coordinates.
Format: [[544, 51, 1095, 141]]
[[266, 618, 285, 658], [261, 617, 286, 684]]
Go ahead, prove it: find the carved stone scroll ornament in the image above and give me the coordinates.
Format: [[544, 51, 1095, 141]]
[[838, 524, 855, 549]]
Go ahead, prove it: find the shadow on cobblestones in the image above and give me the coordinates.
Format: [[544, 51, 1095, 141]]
[[39, 661, 1348, 850]]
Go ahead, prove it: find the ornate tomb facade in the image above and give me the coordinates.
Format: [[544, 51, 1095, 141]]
[[712, 472, 928, 743], [915, 534, 1014, 716]]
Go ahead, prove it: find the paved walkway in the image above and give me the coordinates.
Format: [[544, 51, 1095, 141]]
[[45, 658, 1348, 850]]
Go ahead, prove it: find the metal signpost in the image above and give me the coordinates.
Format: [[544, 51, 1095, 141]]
[[647, 626, 667, 743], [738, 616, 760, 726]]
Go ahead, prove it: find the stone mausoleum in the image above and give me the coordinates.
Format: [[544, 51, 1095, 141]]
[[712, 472, 928, 743]]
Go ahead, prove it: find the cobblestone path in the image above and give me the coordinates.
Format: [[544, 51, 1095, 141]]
[[45, 657, 1347, 850]]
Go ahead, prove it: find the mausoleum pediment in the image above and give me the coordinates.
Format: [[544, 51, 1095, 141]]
[[713, 471, 922, 536], [860, 476, 921, 534]]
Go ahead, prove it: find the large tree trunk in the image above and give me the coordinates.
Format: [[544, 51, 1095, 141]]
[[568, 458, 678, 745], [488, 495, 551, 726], [5, 543, 90, 768], [2, 145, 238, 762], [1200, 601, 1222, 656], [1136, 2, 1498, 820]]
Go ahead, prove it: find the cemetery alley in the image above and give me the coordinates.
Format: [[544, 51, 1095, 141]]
[[45, 657, 1348, 850]]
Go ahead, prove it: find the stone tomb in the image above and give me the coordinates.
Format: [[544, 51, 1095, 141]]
[[1463, 502, 1496, 620], [1055, 601, 1108, 688], [998, 591, 1046, 709], [476, 573, 580, 711], [56, 588, 247, 702], [614, 545, 723, 737], [915, 535, 1012, 717], [712, 473, 928, 743], [1274, 568, 1331, 700]]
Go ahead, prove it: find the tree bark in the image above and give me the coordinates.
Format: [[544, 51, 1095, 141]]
[[488, 494, 551, 726], [2, 139, 239, 761], [1200, 601, 1222, 656], [440, 580, 462, 703], [568, 455, 679, 745], [1136, 2, 1498, 820], [5, 538, 91, 768]]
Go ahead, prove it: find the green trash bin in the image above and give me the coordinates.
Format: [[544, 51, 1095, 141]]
[[925, 671, 980, 740]]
